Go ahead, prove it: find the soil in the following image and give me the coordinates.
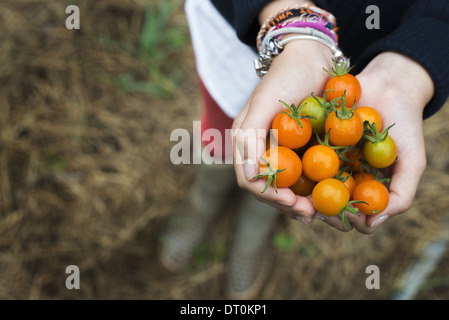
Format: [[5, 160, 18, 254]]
[[0, 0, 448, 300]]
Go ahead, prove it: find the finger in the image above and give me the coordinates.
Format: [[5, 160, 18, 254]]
[[233, 93, 292, 202], [291, 195, 316, 218], [367, 148, 426, 228], [231, 94, 252, 178], [345, 211, 379, 234], [256, 193, 314, 224], [251, 183, 297, 208], [233, 91, 279, 179], [312, 213, 353, 232], [368, 213, 390, 232], [231, 93, 252, 132], [233, 143, 299, 207], [233, 119, 267, 181]]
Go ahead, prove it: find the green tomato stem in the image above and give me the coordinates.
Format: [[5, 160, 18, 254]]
[[334, 167, 351, 183], [322, 59, 354, 77], [311, 90, 340, 118], [334, 91, 357, 120], [315, 130, 358, 158], [279, 100, 315, 129], [252, 157, 286, 193], [339, 200, 367, 230], [363, 121, 396, 144]]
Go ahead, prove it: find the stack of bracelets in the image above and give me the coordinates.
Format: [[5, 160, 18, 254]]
[[254, 3, 348, 78]]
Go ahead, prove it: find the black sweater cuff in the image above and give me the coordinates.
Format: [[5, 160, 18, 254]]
[[356, 1, 449, 119], [211, 0, 449, 118]]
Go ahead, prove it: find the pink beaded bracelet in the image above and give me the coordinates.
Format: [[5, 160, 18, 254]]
[[257, 3, 338, 51], [273, 19, 337, 42]]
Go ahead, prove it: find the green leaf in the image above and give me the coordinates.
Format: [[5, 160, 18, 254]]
[[273, 233, 293, 251]]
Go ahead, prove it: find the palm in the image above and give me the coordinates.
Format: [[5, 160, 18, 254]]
[[347, 73, 426, 231]]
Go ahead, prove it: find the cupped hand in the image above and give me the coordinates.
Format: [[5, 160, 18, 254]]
[[317, 51, 435, 233], [232, 40, 333, 224]]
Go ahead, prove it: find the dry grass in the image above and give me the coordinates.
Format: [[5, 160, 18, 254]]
[[0, 0, 448, 300]]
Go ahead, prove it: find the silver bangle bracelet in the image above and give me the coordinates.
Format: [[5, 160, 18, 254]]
[[254, 27, 347, 78], [260, 26, 336, 52]]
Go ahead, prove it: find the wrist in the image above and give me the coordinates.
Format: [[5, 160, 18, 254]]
[[255, 1, 342, 79], [265, 39, 333, 100], [277, 38, 333, 72], [259, 0, 316, 25]]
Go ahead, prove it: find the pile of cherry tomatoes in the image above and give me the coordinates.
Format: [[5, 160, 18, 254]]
[[254, 61, 397, 227]]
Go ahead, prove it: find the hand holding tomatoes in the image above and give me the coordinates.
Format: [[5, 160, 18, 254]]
[[232, 40, 334, 222], [234, 46, 431, 234], [345, 51, 434, 233], [249, 57, 405, 233], [252, 91, 396, 231]]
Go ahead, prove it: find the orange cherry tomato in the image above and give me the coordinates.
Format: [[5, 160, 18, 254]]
[[325, 74, 361, 109], [353, 172, 375, 185], [334, 169, 356, 199], [257, 146, 302, 191], [325, 110, 364, 146], [355, 106, 383, 131], [352, 180, 389, 215], [302, 145, 340, 182], [290, 173, 317, 197], [342, 171, 356, 199], [272, 101, 313, 149], [312, 178, 350, 216], [324, 61, 362, 110]]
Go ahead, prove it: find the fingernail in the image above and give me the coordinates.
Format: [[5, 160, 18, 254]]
[[243, 159, 256, 180], [295, 214, 313, 224], [371, 215, 389, 228], [303, 216, 314, 224], [277, 201, 290, 206]]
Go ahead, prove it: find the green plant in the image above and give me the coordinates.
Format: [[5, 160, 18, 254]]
[[272, 233, 293, 251], [117, 0, 187, 97]]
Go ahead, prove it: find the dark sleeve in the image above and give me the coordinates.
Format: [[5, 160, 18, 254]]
[[211, 0, 272, 49], [211, 0, 449, 118], [355, 0, 449, 118], [315, 0, 449, 118]]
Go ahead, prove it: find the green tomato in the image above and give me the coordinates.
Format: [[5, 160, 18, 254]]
[[363, 135, 397, 168], [300, 96, 326, 135]]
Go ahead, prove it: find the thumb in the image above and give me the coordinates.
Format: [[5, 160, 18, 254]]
[[233, 110, 270, 181]]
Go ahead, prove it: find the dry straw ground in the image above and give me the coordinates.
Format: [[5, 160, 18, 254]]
[[0, 0, 448, 300]]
